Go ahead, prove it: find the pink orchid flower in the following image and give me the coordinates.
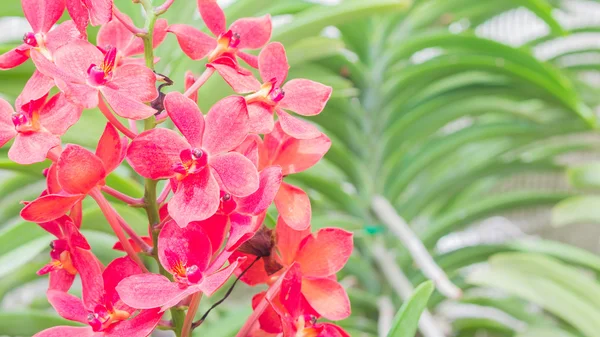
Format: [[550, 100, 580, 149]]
[[66, 0, 113, 36], [245, 42, 332, 139], [235, 217, 353, 322], [258, 264, 350, 337], [168, 0, 271, 92], [116, 219, 242, 311], [256, 122, 331, 230], [0, 0, 77, 70], [97, 17, 168, 65], [31, 40, 158, 120], [21, 123, 127, 223], [0, 92, 81, 164], [36, 215, 103, 295], [35, 257, 163, 337], [218, 165, 282, 251], [127, 92, 259, 227]]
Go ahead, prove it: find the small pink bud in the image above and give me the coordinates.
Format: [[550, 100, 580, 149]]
[[192, 148, 203, 159], [186, 265, 203, 284], [23, 32, 37, 47]]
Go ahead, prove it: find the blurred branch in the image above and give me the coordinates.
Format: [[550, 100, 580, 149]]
[[372, 195, 462, 299], [372, 243, 447, 337], [377, 297, 394, 337]]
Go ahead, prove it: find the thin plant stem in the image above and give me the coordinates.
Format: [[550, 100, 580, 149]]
[[157, 182, 171, 205], [184, 67, 215, 98], [98, 97, 137, 139], [112, 7, 145, 35], [113, 211, 153, 254], [89, 188, 148, 272], [101, 186, 144, 206], [155, 0, 175, 15], [182, 292, 203, 337]]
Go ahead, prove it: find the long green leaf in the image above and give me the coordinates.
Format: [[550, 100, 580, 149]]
[[387, 281, 434, 337]]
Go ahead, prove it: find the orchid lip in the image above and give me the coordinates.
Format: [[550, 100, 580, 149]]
[[87, 64, 109, 86], [23, 32, 38, 47]]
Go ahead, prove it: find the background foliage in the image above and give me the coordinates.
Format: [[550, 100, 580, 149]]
[[2, 0, 600, 336]]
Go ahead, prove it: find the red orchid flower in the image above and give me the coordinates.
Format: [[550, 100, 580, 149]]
[[31, 40, 157, 120], [97, 17, 168, 66], [116, 219, 242, 311], [127, 92, 259, 227], [252, 264, 350, 337], [36, 257, 163, 337], [21, 123, 127, 223], [168, 0, 271, 92], [66, 0, 113, 37], [235, 217, 353, 322], [256, 122, 331, 230], [219, 165, 282, 251], [244, 42, 332, 139], [36, 215, 103, 295], [0, 0, 76, 70], [0, 92, 81, 164]]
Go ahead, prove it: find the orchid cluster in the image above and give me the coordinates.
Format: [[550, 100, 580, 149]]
[[0, 0, 353, 336]]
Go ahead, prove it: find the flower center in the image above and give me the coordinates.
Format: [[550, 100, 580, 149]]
[[295, 315, 320, 337], [37, 240, 77, 276], [87, 303, 130, 332], [23, 32, 38, 47], [219, 191, 237, 215], [172, 148, 209, 179], [12, 99, 42, 133], [208, 30, 240, 62], [87, 47, 117, 86], [246, 78, 285, 106], [172, 261, 203, 285]]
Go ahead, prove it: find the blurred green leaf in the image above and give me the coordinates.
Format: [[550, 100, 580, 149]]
[[387, 281, 434, 337], [552, 196, 600, 227], [0, 311, 80, 336], [567, 162, 600, 189]]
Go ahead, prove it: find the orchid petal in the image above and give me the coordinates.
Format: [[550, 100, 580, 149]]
[[104, 308, 163, 337], [234, 134, 261, 168], [100, 87, 157, 120], [116, 273, 193, 310], [0, 47, 29, 70], [197, 0, 226, 36], [33, 326, 95, 337], [110, 64, 158, 103], [95, 123, 127, 174], [127, 128, 189, 179], [48, 269, 76, 292], [168, 168, 220, 226], [230, 15, 272, 50], [258, 42, 288, 85], [38, 94, 82, 135], [247, 102, 274, 135], [276, 109, 321, 140], [57, 145, 106, 194], [21, 194, 83, 223], [190, 214, 228, 257], [274, 182, 311, 231], [47, 290, 88, 324], [295, 228, 353, 278], [238, 51, 258, 68], [280, 79, 332, 116], [200, 257, 242, 296], [210, 152, 259, 197], [203, 95, 249, 154], [164, 92, 205, 148], [22, 0, 65, 33], [0, 99, 17, 147], [20, 71, 56, 107], [45, 20, 84, 54], [55, 40, 103, 81], [65, 0, 89, 36], [158, 220, 212, 274], [85, 0, 113, 26], [208, 58, 261, 94], [275, 216, 310, 266], [9, 132, 59, 165], [237, 166, 282, 215], [302, 278, 351, 320], [103, 257, 143, 311], [168, 24, 216, 60]]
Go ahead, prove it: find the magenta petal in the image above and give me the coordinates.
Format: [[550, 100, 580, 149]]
[[9, 132, 59, 165], [45, 21, 84, 54], [198, 0, 226, 36], [210, 152, 259, 197], [20, 71, 56, 104], [116, 273, 191, 310], [38, 94, 82, 135], [247, 102, 275, 135], [276, 109, 321, 140], [230, 15, 272, 50], [237, 166, 282, 215], [65, 0, 90, 36], [296, 228, 353, 278], [191, 214, 228, 257], [21, 194, 83, 223], [55, 40, 103, 81], [110, 64, 158, 103], [280, 79, 332, 116], [258, 42, 288, 85], [234, 134, 261, 168], [203, 95, 249, 154], [97, 18, 135, 53], [104, 308, 163, 337], [58, 145, 106, 194], [22, 0, 65, 33], [200, 257, 242, 296], [209, 59, 261, 94], [168, 24, 217, 60], [61, 82, 100, 109], [280, 263, 302, 317], [168, 168, 220, 226], [127, 128, 189, 179], [158, 220, 212, 274], [100, 86, 157, 120], [48, 269, 76, 292], [47, 290, 88, 324], [164, 92, 205, 148], [33, 326, 95, 337], [86, 0, 113, 26], [0, 99, 17, 148], [71, 248, 105, 309], [0, 47, 29, 70], [103, 257, 143, 310]]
